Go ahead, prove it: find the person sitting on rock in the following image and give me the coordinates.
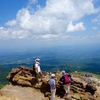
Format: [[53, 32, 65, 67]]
[[48, 74, 56, 100], [58, 70, 70, 95], [35, 58, 42, 83]]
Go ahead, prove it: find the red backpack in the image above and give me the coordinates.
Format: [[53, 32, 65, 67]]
[[64, 74, 70, 84]]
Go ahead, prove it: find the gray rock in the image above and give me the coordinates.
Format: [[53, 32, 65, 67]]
[[64, 94, 72, 100], [84, 74, 93, 77], [84, 77, 92, 84], [85, 83, 97, 95]]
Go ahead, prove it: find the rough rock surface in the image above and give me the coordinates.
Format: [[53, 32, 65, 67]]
[[85, 83, 97, 95], [0, 66, 100, 100]]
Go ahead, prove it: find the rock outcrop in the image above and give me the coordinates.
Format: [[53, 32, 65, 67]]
[[85, 83, 97, 95], [6, 66, 35, 86], [0, 66, 100, 100]]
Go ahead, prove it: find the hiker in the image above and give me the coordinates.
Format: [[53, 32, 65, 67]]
[[58, 70, 70, 95], [35, 58, 42, 83], [48, 74, 56, 100]]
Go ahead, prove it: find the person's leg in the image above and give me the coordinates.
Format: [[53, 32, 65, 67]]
[[54, 89, 56, 99], [39, 71, 42, 81], [50, 90, 53, 100], [36, 73, 39, 83], [50, 89, 56, 100], [67, 83, 70, 93], [64, 84, 68, 94]]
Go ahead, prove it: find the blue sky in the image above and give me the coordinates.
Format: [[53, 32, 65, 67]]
[[0, 0, 100, 51]]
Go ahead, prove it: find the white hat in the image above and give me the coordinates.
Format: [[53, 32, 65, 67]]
[[35, 58, 40, 61], [61, 70, 65, 74], [51, 74, 55, 77]]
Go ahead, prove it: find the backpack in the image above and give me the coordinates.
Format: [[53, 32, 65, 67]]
[[33, 62, 35, 71], [64, 74, 70, 84]]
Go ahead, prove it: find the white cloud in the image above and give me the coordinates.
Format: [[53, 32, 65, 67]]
[[42, 34, 58, 39], [0, 27, 10, 39], [66, 22, 85, 32], [93, 13, 100, 23], [6, 20, 16, 26], [1, 0, 99, 40], [0, 27, 30, 39], [28, 0, 37, 5], [11, 29, 30, 39]]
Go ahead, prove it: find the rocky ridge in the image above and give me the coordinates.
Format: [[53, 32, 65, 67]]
[[0, 66, 100, 100]]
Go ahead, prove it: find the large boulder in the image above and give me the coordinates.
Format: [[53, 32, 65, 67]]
[[41, 78, 50, 93], [6, 66, 35, 86], [6, 68, 21, 82], [85, 83, 97, 95], [84, 77, 92, 84]]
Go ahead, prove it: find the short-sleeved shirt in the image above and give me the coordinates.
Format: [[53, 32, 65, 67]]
[[48, 78, 55, 90], [35, 62, 41, 73]]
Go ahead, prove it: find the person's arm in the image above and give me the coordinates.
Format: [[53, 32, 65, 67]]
[[54, 81, 56, 89]]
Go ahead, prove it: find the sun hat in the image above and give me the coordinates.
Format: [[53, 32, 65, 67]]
[[35, 58, 40, 61], [61, 70, 65, 74], [51, 74, 55, 77]]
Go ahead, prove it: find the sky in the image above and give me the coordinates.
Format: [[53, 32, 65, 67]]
[[0, 0, 100, 51]]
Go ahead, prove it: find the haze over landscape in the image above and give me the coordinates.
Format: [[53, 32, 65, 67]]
[[0, 0, 100, 83]]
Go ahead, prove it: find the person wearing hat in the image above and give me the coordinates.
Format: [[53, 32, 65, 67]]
[[48, 74, 56, 100], [35, 58, 42, 83], [58, 70, 70, 95]]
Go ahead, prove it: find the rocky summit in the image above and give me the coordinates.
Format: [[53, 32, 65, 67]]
[[0, 66, 100, 100]]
